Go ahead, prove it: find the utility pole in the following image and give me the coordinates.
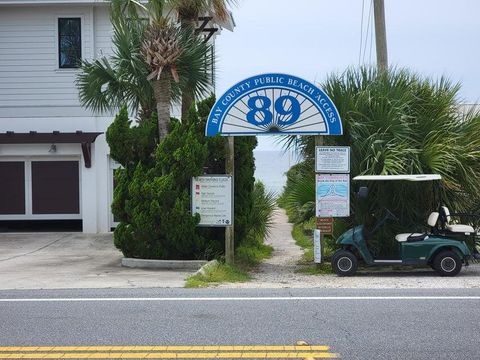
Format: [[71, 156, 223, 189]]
[[373, 0, 388, 71]]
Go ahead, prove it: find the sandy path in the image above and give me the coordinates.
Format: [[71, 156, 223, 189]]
[[249, 208, 304, 285]]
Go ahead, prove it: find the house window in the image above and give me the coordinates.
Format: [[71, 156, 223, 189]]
[[58, 18, 82, 68]]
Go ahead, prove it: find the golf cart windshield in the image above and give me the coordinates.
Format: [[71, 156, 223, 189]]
[[352, 174, 443, 239]]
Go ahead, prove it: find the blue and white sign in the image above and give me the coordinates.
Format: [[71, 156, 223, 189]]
[[206, 73, 343, 136], [316, 174, 350, 217]]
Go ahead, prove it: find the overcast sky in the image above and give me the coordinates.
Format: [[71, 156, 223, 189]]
[[214, 0, 480, 150]]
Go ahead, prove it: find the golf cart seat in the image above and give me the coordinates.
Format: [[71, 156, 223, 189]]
[[395, 212, 439, 243], [440, 206, 475, 234], [395, 233, 428, 243]]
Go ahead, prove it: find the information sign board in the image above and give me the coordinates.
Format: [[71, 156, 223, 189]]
[[315, 174, 350, 217], [315, 146, 350, 173], [191, 175, 233, 227]]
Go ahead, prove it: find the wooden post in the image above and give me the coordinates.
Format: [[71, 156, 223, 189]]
[[315, 135, 325, 263], [225, 136, 235, 264], [373, 0, 388, 71]]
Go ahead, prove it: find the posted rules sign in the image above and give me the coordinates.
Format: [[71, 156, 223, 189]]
[[191, 175, 233, 227], [315, 146, 350, 173]]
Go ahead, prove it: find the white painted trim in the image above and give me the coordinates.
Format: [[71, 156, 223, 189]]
[[108, 156, 120, 229], [89, 6, 95, 62], [0, 296, 480, 303], [25, 160, 32, 215]]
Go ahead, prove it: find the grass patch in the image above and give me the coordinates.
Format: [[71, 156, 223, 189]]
[[299, 248, 314, 264], [292, 222, 335, 276], [185, 233, 273, 288], [236, 241, 273, 268], [185, 263, 251, 288], [292, 223, 313, 250]]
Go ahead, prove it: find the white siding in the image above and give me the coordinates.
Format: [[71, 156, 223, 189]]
[[0, 4, 112, 119], [94, 5, 112, 58]]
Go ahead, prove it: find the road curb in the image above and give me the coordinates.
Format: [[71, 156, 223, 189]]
[[121, 258, 207, 270]]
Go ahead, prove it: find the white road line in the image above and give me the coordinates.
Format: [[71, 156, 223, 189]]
[[0, 296, 479, 302]]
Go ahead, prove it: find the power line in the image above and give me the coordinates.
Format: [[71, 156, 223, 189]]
[[358, 0, 365, 65], [362, 0, 373, 64]]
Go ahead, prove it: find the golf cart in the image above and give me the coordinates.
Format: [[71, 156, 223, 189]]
[[331, 174, 480, 277]]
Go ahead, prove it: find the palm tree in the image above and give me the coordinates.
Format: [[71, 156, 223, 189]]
[[167, 0, 236, 118], [281, 67, 480, 254], [142, 21, 182, 140], [76, 0, 213, 140]]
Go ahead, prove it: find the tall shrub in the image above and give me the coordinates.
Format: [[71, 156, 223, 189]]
[[109, 107, 215, 259], [108, 97, 261, 259]]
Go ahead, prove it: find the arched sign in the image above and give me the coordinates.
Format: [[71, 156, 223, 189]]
[[206, 73, 342, 136]]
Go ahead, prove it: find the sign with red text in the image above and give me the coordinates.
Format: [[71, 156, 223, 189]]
[[192, 175, 233, 227]]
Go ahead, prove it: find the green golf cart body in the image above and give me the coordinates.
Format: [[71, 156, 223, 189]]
[[331, 174, 476, 277]]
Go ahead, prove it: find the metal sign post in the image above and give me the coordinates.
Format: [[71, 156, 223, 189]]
[[315, 136, 326, 262], [225, 136, 235, 264]]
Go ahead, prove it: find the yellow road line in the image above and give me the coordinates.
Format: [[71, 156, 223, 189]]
[[0, 346, 330, 352], [0, 352, 338, 359]]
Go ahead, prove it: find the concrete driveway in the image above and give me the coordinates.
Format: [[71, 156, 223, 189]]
[[0, 233, 191, 290]]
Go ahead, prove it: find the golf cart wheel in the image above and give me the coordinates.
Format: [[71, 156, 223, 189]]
[[433, 250, 462, 277], [332, 250, 358, 276]]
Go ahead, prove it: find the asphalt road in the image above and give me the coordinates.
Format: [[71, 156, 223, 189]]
[[1, 288, 479, 359]]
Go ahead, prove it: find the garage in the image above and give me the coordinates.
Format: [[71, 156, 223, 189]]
[[0, 161, 25, 215], [0, 132, 101, 231], [31, 161, 80, 215]]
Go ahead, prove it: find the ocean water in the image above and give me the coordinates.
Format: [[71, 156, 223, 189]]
[[254, 150, 301, 196]]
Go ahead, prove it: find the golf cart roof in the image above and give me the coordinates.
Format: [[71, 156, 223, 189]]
[[353, 174, 442, 182]]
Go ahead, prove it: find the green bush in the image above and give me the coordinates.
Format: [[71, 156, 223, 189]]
[[106, 106, 158, 167], [108, 97, 270, 260], [112, 111, 214, 259], [278, 160, 315, 223], [235, 182, 276, 267]]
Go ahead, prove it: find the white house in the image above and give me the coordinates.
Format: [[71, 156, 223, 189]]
[[0, 0, 233, 233]]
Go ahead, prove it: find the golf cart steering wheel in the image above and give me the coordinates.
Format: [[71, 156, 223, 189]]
[[385, 208, 399, 222]]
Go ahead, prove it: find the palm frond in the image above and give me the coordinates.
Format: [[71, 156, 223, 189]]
[[282, 66, 480, 233]]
